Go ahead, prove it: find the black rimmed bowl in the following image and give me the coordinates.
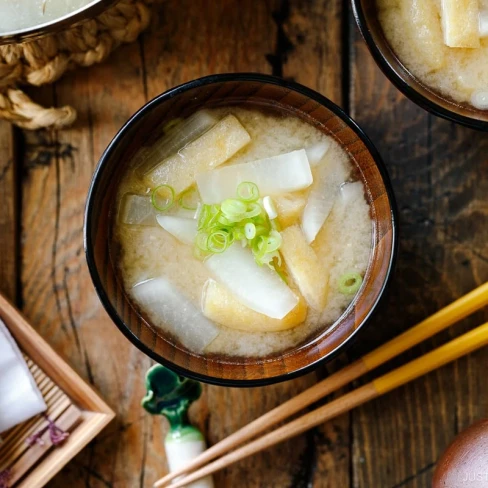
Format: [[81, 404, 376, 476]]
[[0, 0, 116, 44], [84, 73, 398, 387], [352, 0, 488, 131]]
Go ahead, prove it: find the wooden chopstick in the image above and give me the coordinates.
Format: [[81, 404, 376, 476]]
[[166, 322, 488, 488], [154, 281, 488, 488]]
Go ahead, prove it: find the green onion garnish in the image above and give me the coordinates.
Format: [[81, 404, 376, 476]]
[[265, 230, 282, 253], [196, 232, 210, 251], [179, 187, 200, 210], [151, 184, 175, 211], [207, 231, 230, 253], [244, 222, 256, 239], [243, 202, 262, 219], [221, 199, 247, 220], [237, 182, 259, 202], [338, 272, 363, 295], [193, 183, 284, 275]]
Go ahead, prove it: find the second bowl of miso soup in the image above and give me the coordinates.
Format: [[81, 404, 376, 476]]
[[353, 0, 488, 130], [85, 74, 397, 386]]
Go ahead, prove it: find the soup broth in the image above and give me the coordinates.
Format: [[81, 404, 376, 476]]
[[112, 107, 373, 358], [377, 0, 488, 110]]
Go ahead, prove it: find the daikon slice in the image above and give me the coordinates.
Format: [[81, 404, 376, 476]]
[[471, 90, 488, 110], [263, 196, 278, 220], [205, 244, 298, 319], [144, 115, 251, 193], [197, 150, 313, 204], [341, 181, 365, 205], [280, 226, 329, 311], [156, 216, 197, 245], [275, 193, 307, 228], [120, 194, 158, 226], [441, 0, 480, 48], [0, 319, 46, 433], [301, 152, 350, 244], [131, 278, 219, 353], [119, 195, 198, 226], [480, 10, 488, 37], [202, 279, 307, 332], [136, 110, 218, 175], [312, 181, 368, 261], [305, 140, 330, 166]]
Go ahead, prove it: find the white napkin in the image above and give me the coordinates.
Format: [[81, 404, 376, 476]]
[[0, 319, 46, 433]]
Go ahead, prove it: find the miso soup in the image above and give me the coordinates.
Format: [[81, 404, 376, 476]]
[[377, 0, 488, 110], [111, 107, 373, 358]]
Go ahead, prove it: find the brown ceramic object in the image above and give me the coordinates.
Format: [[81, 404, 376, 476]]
[[351, 0, 488, 131], [433, 420, 488, 487], [84, 73, 397, 386]]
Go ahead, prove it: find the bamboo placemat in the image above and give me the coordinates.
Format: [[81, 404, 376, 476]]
[[0, 293, 115, 487]]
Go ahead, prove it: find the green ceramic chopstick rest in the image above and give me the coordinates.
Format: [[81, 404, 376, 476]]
[[142, 365, 214, 488]]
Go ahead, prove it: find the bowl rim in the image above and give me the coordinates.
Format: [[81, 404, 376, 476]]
[[351, 0, 488, 132], [84, 72, 398, 387], [0, 0, 117, 45]]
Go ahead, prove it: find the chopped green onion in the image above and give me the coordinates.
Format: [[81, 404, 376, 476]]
[[233, 227, 246, 241], [218, 214, 234, 226], [271, 220, 282, 231], [192, 181, 284, 274], [151, 185, 175, 211], [338, 272, 363, 295], [196, 232, 209, 251], [253, 236, 268, 260], [244, 203, 262, 219], [207, 231, 230, 253], [237, 182, 259, 202], [179, 187, 200, 210], [254, 224, 268, 237], [266, 230, 282, 252], [221, 199, 247, 219], [273, 264, 288, 283], [244, 222, 256, 239]]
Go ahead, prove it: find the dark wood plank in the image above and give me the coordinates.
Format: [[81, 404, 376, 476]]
[[349, 14, 488, 488], [283, 0, 344, 105], [0, 122, 17, 303]]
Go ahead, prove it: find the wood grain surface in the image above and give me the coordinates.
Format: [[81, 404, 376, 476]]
[[0, 0, 486, 487]]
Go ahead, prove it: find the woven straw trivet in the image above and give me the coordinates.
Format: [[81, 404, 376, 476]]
[[0, 0, 152, 130]]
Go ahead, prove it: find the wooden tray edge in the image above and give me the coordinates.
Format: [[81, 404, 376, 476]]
[[0, 292, 116, 486]]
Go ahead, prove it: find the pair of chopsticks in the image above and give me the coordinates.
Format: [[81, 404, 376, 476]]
[[154, 282, 488, 488]]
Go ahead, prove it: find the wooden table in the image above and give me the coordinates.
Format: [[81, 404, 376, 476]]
[[1, 1, 487, 486]]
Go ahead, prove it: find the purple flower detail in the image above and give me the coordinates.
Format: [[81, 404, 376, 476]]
[[26, 414, 69, 447], [0, 468, 11, 488], [26, 430, 45, 447]]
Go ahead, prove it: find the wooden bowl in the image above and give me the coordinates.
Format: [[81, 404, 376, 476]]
[[351, 0, 488, 131], [84, 73, 397, 386], [433, 419, 488, 487]]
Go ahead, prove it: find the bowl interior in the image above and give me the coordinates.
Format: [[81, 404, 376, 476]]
[[85, 75, 396, 385], [353, 0, 488, 130]]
